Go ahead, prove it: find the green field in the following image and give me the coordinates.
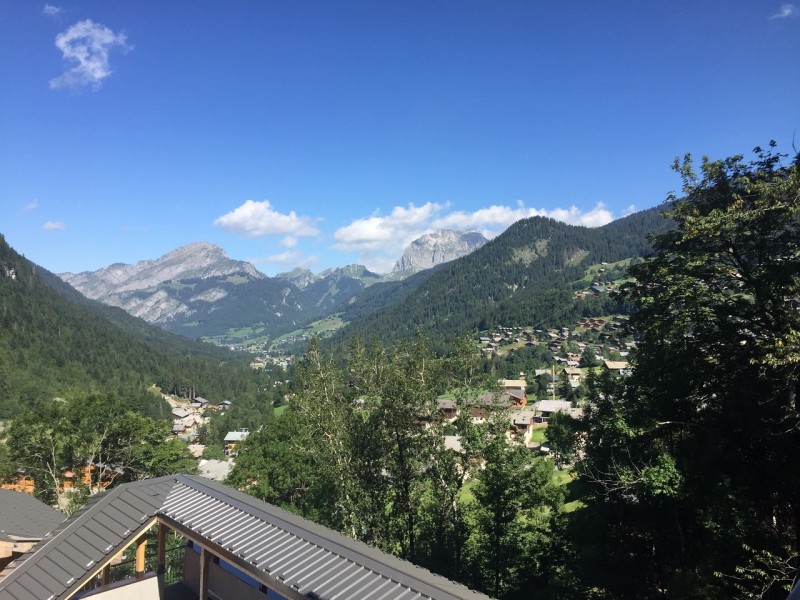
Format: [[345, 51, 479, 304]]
[[269, 315, 346, 349]]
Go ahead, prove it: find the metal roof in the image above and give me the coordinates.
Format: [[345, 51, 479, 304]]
[[0, 476, 492, 600], [162, 476, 491, 600], [0, 490, 65, 542], [0, 476, 175, 600]]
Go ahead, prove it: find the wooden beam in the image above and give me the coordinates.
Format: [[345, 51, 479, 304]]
[[101, 565, 110, 586], [157, 522, 168, 575], [199, 547, 211, 600], [135, 535, 147, 575]]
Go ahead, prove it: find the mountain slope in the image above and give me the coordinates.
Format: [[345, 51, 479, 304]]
[[0, 234, 258, 419], [332, 205, 672, 344]]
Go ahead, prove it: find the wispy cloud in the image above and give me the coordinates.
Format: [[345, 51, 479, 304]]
[[24, 200, 39, 212], [332, 200, 616, 273], [50, 20, 130, 91], [42, 4, 63, 18], [769, 3, 798, 18], [43, 220, 66, 231], [214, 200, 321, 247], [250, 251, 318, 269]]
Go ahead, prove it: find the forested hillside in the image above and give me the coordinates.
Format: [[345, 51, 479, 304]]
[[333, 205, 672, 345], [0, 235, 261, 418]]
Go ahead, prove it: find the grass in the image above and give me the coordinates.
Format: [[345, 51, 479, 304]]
[[269, 315, 347, 350], [530, 428, 548, 444], [274, 405, 289, 417], [225, 275, 249, 285]]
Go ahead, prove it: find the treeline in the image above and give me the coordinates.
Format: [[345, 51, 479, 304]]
[[552, 146, 800, 598]]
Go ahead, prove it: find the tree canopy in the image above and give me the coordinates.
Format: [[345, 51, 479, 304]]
[[573, 143, 800, 598]]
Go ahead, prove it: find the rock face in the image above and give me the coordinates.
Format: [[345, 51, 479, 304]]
[[62, 242, 263, 299], [274, 267, 320, 290], [392, 230, 488, 273], [59, 242, 273, 327]]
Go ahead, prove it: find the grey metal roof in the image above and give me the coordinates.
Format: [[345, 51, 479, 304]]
[[0, 490, 65, 542], [0, 476, 175, 600], [162, 476, 491, 600], [0, 475, 492, 600]]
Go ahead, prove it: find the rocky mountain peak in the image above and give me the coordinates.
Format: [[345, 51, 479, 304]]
[[275, 267, 320, 289], [392, 229, 488, 273], [60, 241, 264, 304]]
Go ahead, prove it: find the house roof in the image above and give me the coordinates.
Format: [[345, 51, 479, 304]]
[[171, 407, 191, 419], [223, 430, 250, 442], [0, 490, 64, 542], [534, 400, 574, 414], [505, 388, 526, 401], [603, 360, 630, 370], [499, 379, 526, 389], [0, 476, 490, 600]]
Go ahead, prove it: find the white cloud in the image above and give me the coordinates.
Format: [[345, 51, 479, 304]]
[[250, 251, 318, 269], [430, 201, 613, 231], [24, 200, 39, 211], [332, 200, 617, 273], [622, 204, 637, 217], [42, 4, 63, 17], [43, 220, 65, 231], [50, 20, 130, 91], [214, 200, 321, 251], [333, 202, 445, 251], [770, 3, 798, 18]]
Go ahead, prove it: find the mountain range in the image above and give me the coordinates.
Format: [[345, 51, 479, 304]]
[[58, 230, 489, 342], [50, 209, 671, 349]]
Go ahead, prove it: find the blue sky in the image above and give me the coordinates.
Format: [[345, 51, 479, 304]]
[[2, 1, 798, 275]]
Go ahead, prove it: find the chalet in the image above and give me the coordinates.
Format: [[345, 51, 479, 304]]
[[0, 476, 490, 600], [194, 396, 210, 408], [436, 398, 457, 420], [466, 392, 513, 419], [533, 399, 582, 421], [603, 359, 632, 376], [505, 388, 527, 408], [510, 410, 537, 435], [223, 429, 250, 454]]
